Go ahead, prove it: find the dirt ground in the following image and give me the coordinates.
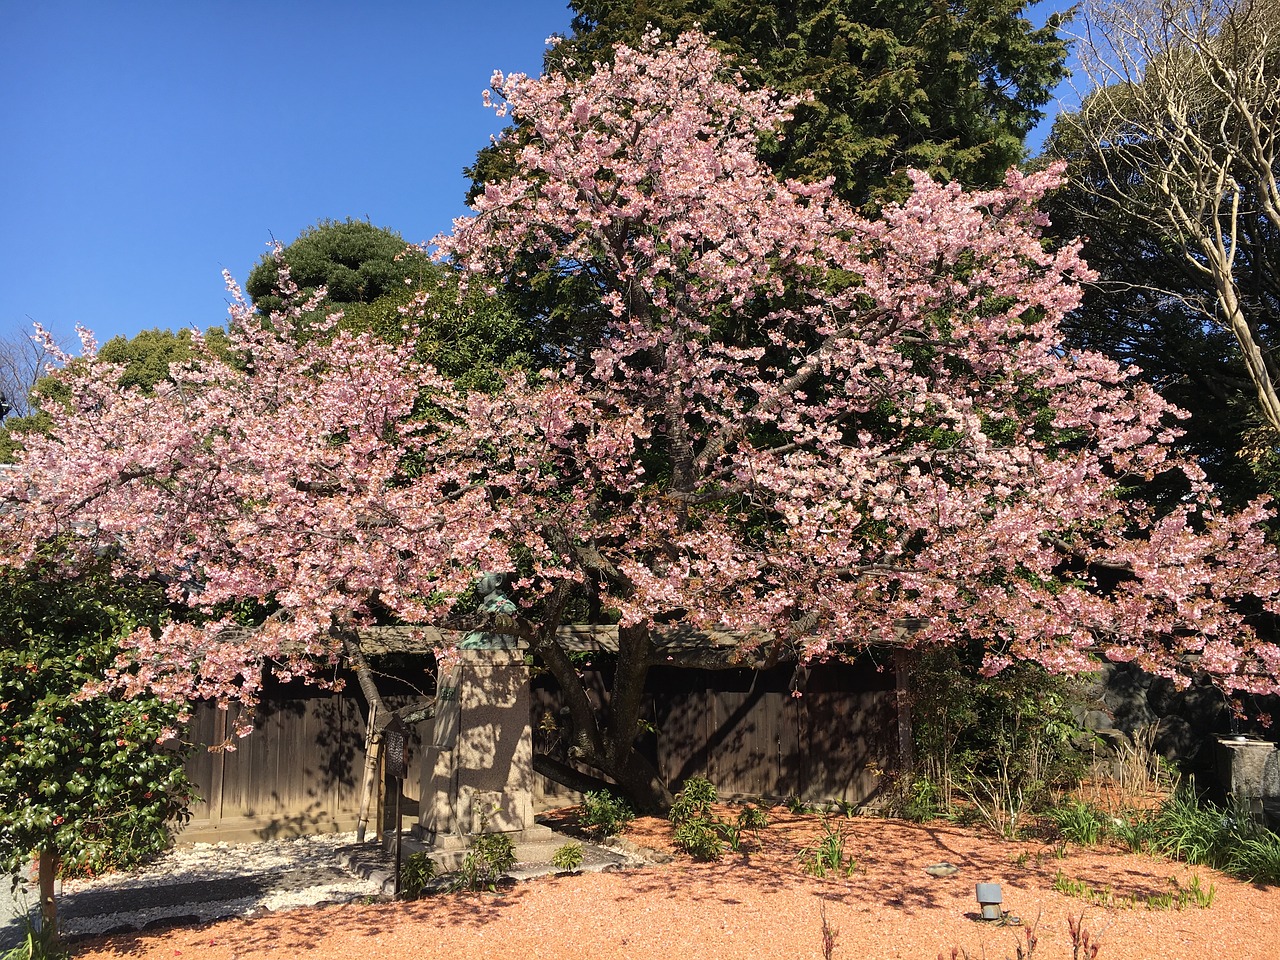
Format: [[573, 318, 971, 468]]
[[71, 809, 1280, 960]]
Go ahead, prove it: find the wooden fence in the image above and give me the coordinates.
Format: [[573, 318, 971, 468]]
[[532, 658, 899, 808], [179, 658, 899, 842], [179, 692, 426, 843]]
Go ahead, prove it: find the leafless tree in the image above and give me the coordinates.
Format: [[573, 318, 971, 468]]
[[1063, 0, 1280, 431], [0, 325, 62, 420]]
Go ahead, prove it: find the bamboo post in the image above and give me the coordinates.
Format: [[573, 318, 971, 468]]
[[355, 700, 380, 843]]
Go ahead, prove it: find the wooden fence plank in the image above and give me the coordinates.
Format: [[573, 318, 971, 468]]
[[180, 657, 900, 841]]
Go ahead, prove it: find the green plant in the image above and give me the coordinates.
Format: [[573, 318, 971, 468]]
[[785, 795, 814, 815], [551, 841, 584, 872], [399, 851, 439, 899], [1223, 827, 1280, 883], [579, 790, 635, 840], [1052, 870, 1088, 898], [832, 799, 859, 818], [737, 804, 770, 838], [907, 644, 1090, 821], [1105, 786, 1280, 886], [448, 830, 517, 892], [1053, 869, 1214, 911], [1049, 800, 1106, 847], [1147, 787, 1231, 866], [898, 776, 940, 823], [673, 816, 726, 860], [1178, 873, 1216, 909], [0, 905, 68, 960], [669, 776, 718, 825], [720, 819, 745, 852], [799, 819, 857, 878]]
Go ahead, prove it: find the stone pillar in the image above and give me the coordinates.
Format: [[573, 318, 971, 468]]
[[419, 648, 551, 849], [1215, 736, 1279, 824]]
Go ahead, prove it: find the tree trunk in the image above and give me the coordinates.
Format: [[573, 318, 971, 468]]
[[533, 617, 690, 812], [1213, 262, 1280, 434], [600, 747, 673, 813], [37, 848, 57, 937]]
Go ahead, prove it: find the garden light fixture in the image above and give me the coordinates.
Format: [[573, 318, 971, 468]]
[[975, 883, 1003, 921]]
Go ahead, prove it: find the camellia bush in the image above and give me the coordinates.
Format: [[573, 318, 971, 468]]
[[0, 560, 194, 920], [2, 32, 1279, 810]]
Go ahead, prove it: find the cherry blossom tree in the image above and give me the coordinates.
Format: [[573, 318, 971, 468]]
[[3, 32, 1280, 809]]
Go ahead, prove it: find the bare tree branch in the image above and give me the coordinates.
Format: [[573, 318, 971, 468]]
[[1067, 0, 1280, 431]]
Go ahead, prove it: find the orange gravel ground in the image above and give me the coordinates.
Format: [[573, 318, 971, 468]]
[[72, 810, 1280, 960]]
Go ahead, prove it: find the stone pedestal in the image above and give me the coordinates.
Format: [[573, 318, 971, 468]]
[[418, 648, 551, 850], [1215, 736, 1279, 825]]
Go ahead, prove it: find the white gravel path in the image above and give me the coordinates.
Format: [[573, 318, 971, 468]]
[[53, 833, 385, 940], [2, 828, 633, 947], [63, 833, 371, 891]]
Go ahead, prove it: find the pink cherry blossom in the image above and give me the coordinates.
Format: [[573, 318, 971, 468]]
[[2, 32, 1279, 729]]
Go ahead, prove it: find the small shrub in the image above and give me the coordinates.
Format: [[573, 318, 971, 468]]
[[669, 776, 718, 825], [449, 831, 517, 892], [785, 794, 815, 815], [1048, 800, 1106, 846], [579, 790, 635, 839], [551, 841, 584, 872], [899, 777, 940, 823], [472, 831, 517, 871], [737, 804, 770, 835], [799, 819, 856, 878], [400, 851, 439, 899], [673, 816, 726, 860]]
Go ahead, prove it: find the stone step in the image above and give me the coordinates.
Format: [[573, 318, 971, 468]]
[[340, 828, 644, 896]]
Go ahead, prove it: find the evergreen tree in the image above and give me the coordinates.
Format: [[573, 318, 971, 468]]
[[468, 0, 1071, 209], [247, 219, 537, 391]]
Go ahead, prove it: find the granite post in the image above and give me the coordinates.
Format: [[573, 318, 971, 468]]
[[418, 646, 552, 850]]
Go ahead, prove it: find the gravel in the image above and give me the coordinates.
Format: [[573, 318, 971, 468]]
[[69, 812, 1280, 960], [0, 826, 634, 949], [21, 833, 385, 943]]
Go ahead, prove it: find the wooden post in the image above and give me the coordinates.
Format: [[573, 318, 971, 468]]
[[894, 649, 914, 775], [355, 700, 380, 843]]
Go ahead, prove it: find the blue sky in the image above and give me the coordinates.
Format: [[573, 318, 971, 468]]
[[1, 1, 1076, 348]]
